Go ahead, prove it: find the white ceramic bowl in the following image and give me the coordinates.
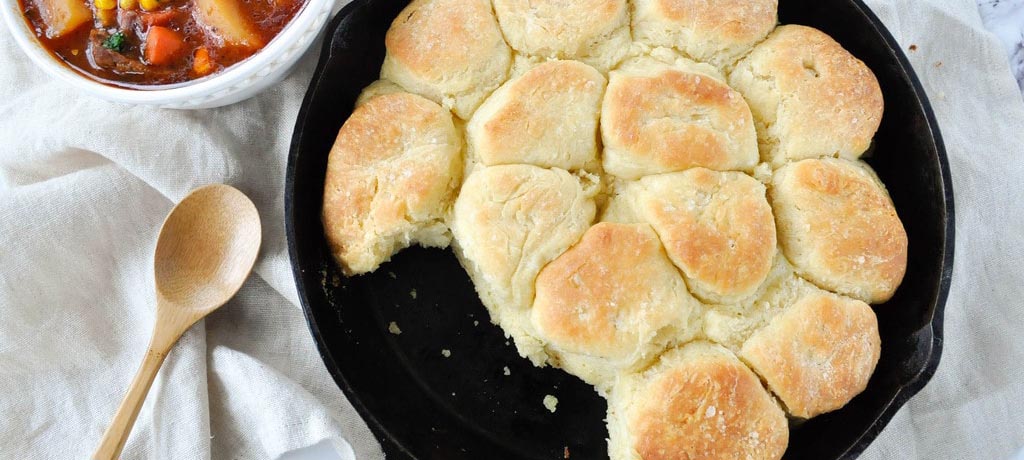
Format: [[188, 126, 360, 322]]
[[1, 0, 336, 108]]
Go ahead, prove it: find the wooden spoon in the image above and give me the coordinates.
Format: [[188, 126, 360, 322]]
[[93, 184, 262, 460]]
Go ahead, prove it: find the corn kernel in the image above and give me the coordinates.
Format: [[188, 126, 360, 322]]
[[94, 0, 116, 9], [118, 0, 137, 8], [139, 0, 159, 11]]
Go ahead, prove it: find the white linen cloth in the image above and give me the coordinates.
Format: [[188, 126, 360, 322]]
[[1, 0, 1022, 458]]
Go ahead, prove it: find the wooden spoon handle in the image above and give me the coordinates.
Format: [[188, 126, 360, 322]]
[[92, 346, 168, 460]]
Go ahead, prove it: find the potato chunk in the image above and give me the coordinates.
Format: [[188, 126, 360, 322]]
[[34, 0, 91, 38], [193, 0, 262, 48]]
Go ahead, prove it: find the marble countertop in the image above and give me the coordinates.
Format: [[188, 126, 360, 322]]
[[978, 0, 1024, 94]]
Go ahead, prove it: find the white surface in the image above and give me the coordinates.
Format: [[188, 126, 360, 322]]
[[0, 0, 335, 108], [978, 0, 1024, 93], [280, 440, 345, 460], [1, 0, 1023, 459]]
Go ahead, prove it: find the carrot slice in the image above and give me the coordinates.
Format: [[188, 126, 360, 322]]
[[192, 47, 214, 76], [144, 26, 185, 66], [139, 9, 179, 28]]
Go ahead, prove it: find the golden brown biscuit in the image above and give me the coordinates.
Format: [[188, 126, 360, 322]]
[[381, 0, 511, 119], [467, 61, 606, 171], [771, 158, 907, 303], [322, 92, 462, 275], [451, 165, 598, 363], [493, 0, 630, 72], [531, 223, 699, 388], [627, 168, 777, 304], [602, 56, 759, 179], [608, 342, 788, 460], [729, 25, 884, 165], [632, 0, 778, 69], [354, 80, 405, 107], [741, 292, 881, 418]]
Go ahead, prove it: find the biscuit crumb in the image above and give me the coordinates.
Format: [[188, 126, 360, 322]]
[[543, 395, 558, 413], [388, 322, 402, 335], [934, 61, 943, 68], [410, 289, 417, 299], [909, 44, 917, 51], [564, 446, 570, 458], [503, 366, 511, 376], [473, 320, 479, 326], [388, 271, 397, 279], [441, 349, 451, 358]]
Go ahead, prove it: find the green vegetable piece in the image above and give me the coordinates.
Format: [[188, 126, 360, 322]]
[[102, 32, 127, 52]]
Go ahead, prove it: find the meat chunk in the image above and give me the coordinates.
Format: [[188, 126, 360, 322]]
[[87, 29, 147, 75]]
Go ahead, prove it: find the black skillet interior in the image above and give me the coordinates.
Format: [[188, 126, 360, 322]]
[[285, 0, 955, 458]]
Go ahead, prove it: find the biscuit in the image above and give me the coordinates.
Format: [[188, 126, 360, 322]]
[[322, 92, 462, 275], [771, 158, 907, 303], [632, 0, 778, 69], [608, 342, 788, 460], [467, 60, 606, 171], [354, 80, 405, 107], [531, 223, 699, 388], [451, 165, 597, 361], [741, 292, 881, 418], [729, 25, 884, 165], [493, 0, 630, 72], [381, 0, 511, 119], [602, 56, 759, 179], [627, 168, 777, 304]]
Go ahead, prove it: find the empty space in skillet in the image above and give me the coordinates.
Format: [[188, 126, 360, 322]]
[[285, 0, 954, 459]]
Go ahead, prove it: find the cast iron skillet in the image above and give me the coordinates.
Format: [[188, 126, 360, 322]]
[[286, 0, 955, 458]]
